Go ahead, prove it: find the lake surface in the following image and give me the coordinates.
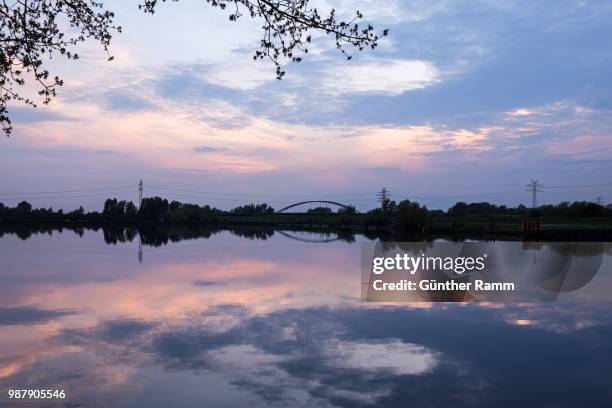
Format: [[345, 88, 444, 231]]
[[1, 228, 612, 407]]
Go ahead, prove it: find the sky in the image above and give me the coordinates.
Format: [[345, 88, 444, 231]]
[[1, 0, 612, 211]]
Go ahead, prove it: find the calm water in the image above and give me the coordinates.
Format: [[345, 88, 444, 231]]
[[1, 228, 612, 407]]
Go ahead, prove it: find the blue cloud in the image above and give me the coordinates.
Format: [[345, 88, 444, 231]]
[[103, 91, 155, 112], [0, 306, 77, 325], [4, 145, 118, 158], [9, 106, 74, 123], [155, 65, 242, 102], [144, 1, 612, 133]]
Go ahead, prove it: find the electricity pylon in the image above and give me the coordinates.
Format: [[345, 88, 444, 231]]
[[525, 180, 544, 209]]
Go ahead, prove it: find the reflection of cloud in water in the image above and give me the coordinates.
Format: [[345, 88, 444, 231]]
[[205, 344, 399, 406], [189, 304, 252, 333], [326, 340, 438, 375], [2, 232, 612, 407], [500, 303, 605, 333], [208, 344, 284, 368], [49, 307, 448, 407], [2, 302, 612, 407], [204, 344, 314, 405]]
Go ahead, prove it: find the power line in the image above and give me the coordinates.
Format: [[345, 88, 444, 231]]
[[547, 182, 612, 189], [0, 191, 135, 201], [147, 185, 375, 198], [399, 189, 521, 201], [147, 188, 380, 201], [145, 189, 295, 203], [146, 189, 384, 204], [148, 184, 609, 203], [0, 186, 134, 196], [1, 179, 611, 205]]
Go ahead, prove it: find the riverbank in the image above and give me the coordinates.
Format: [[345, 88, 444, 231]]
[[2, 213, 612, 241]]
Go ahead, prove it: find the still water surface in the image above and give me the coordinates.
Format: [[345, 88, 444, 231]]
[[1, 228, 611, 407]]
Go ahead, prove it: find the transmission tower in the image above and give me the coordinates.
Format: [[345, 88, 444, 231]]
[[377, 187, 390, 210], [525, 180, 544, 209], [594, 196, 605, 206], [138, 179, 143, 208]]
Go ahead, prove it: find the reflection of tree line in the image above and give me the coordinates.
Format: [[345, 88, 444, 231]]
[[99, 225, 277, 247], [4, 223, 612, 254], [2, 197, 612, 240], [0, 224, 363, 246], [0, 223, 86, 240], [0, 223, 433, 246]]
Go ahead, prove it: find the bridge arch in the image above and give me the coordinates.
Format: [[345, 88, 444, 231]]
[[276, 200, 358, 214]]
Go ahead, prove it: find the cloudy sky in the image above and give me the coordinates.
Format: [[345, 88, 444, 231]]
[[1, 0, 611, 211]]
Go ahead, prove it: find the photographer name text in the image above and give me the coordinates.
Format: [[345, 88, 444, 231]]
[[370, 254, 515, 292]]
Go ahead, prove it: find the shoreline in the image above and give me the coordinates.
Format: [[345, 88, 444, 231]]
[[1, 218, 612, 241]]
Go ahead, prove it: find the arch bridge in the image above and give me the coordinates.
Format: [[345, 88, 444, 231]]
[[276, 200, 359, 214]]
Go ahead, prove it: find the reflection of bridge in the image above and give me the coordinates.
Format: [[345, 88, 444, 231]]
[[277, 231, 343, 243], [276, 200, 359, 214]]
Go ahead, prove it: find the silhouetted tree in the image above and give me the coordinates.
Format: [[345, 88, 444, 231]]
[[125, 201, 138, 216], [397, 200, 428, 231], [231, 203, 275, 215], [139, 196, 170, 221], [538, 201, 609, 217], [337, 205, 356, 215], [1, 0, 386, 135], [448, 202, 468, 217], [382, 199, 397, 214], [447, 201, 529, 217], [169, 200, 181, 212], [67, 206, 85, 218], [103, 198, 128, 216], [307, 206, 332, 214], [15, 200, 32, 216]]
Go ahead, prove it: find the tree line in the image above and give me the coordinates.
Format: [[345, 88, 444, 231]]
[[0, 197, 610, 229]]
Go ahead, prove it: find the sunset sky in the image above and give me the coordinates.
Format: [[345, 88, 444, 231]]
[[1, 0, 611, 211]]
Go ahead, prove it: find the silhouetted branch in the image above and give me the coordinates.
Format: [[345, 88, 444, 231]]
[[140, 0, 387, 78], [0, 0, 120, 135], [1, 0, 386, 136]]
